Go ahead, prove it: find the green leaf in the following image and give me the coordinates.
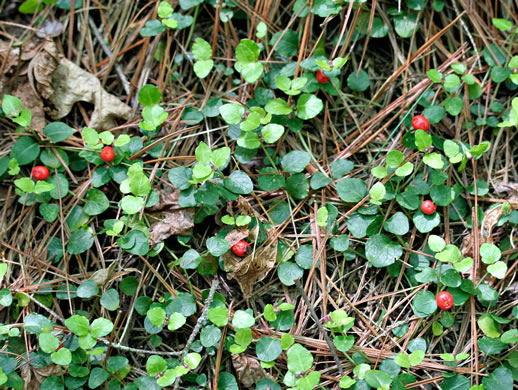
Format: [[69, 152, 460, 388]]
[[44, 122, 74, 143], [412, 291, 437, 318], [444, 97, 463, 116], [258, 167, 285, 191], [180, 249, 203, 269], [427, 69, 443, 83], [224, 170, 253, 194], [232, 310, 255, 329], [336, 178, 367, 202], [219, 104, 245, 125], [296, 94, 323, 119], [482, 367, 513, 390], [120, 195, 145, 214], [192, 38, 212, 61], [394, 12, 418, 38], [88, 367, 109, 389], [269, 30, 298, 57], [67, 229, 94, 255], [11, 137, 40, 166], [2, 95, 23, 116], [48, 173, 69, 199], [478, 314, 501, 338], [331, 159, 354, 178], [140, 19, 165, 36], [413, 210, 441, 233], [281, 151, 310, 173], [262, 124, 285, 143], [194, 59, 214, 79], [256, 337, 282, 362], [384, 212, 409, 235], [347, 69, 370, 92], [89, 318, 114, 338], [441, 375, 470, 390], [287, 344, 313, 373], [364, 370, 392, 388], [330, 235, 349, 252], [77, 280, 99, 299], [285, 173, 309, 199], [206, 237, 230, 256], [265, 98, 292, 115], [208, 306, 229, 327], [278, 262, 303, 286], [117, 229, 149, 255], [235, 39, 260, 64], [386, 150, 405, 168], [365, 234, 402, 268], [84, 189, 109, 216], [480, 243, 501, 264], [369, 182, 386, 204], [423, 153, 444, 169], [100, 289, 120, 311], [415, 130, 432, 151], [38, 332, 60, 353], [428, 235, 446, 252], [487, 261, 507, 279], [51, 348, 71, 366], [316, 207, 328, 228], [310, 172, 332, 189], [211, 147, 230, 168], [14, 178, 35, 193], [138, 85, 162, 106], [65, 315, 89, 336], [492, 18, 513, 31]]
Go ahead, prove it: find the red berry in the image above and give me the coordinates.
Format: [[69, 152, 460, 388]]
[[421, 200, 436, 215], [100, 146, 115, 163], [411, 115, 430, 131], [316, 69, 330, 84], [232, 240, 251, 257], [436, 291, 454, 310], [32, 166, 50, 181]]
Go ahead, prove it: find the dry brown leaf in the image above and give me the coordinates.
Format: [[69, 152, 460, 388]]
[[0, 38, 131, 132], [22, 364, 62, 390], [147, 190, 195, 246], [461, 204, 504, 257], [231, 354, 268, 387], [32, 40, 131, 130], [222, 197, 277, 297]]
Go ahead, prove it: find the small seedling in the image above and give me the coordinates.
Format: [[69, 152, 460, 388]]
[[421, 200, 436, 215], [101, 146, 115, 163], [436, 291, 453, 310], [316, 69, 330, 84], [231, 240, 251, 257], [32, 166, 49, 181], [411, 115, 430, 131]]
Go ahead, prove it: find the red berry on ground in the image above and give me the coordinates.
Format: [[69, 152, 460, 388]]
[[100, 146, 115, 163], [421, 200, 436, 215], [411, 115, 430, 131], [436, 291, 454, 310], [316, 69, 330, 84], [32, 166, 50, 181], [232, 240, 251, 257]]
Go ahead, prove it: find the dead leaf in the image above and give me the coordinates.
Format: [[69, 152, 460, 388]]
[[22, 364, 62, 390], [222, 197, 277, 298], [147, 190, 195, 246], [231, 354, 268, 387], [461, 204, 504, 257]]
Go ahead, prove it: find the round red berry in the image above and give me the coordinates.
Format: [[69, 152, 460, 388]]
[[232, 240, 251, 257], [411, 115, 430, 131], [436, 291, 454, 310], [421, 200, 436, 215], [316, 69, 330, 84], [32, 166, 50, 181], [100, 146, 115, 163]]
